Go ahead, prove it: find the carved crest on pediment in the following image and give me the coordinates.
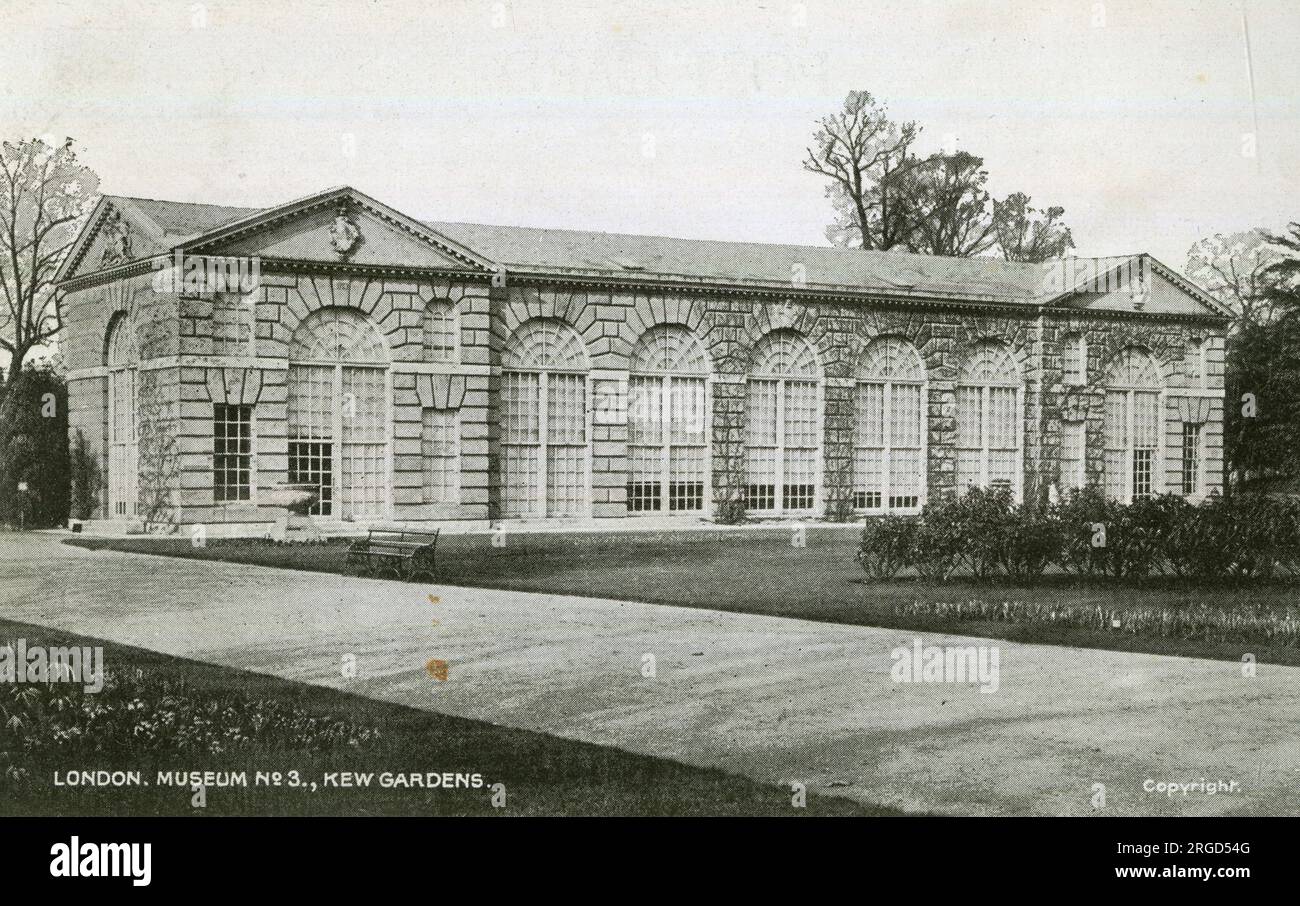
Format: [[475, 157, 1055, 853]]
[[99, 209, 133, 267], [329, 201, 363, 259]]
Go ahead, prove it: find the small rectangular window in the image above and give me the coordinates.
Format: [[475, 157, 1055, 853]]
[[423, 301, 457, 362], [1132, 449, 1153, 500], [214, 404, 253, 502], [1186, 338, 1204, 386], [422, 407, 459, 504], [1064, 335, 1086, 387], [1181, 423, 1202, 496]]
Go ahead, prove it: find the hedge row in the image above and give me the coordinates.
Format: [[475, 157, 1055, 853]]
[[856, 486, 1300, 582]]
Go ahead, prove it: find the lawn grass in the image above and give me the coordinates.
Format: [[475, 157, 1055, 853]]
[[0, 616, 890, 817], [69, 527, 1300, 665]]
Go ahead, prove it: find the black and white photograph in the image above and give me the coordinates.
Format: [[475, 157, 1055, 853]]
[[0, 0, 1296, 889]]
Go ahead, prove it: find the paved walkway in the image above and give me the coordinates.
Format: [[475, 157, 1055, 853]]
[[2, 533, 1298, 816]]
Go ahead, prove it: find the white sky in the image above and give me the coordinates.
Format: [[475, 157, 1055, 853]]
[[3, 0, 1299, 274]]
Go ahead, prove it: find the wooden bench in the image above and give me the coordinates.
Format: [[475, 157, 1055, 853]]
[[345, 527, 440, 581]]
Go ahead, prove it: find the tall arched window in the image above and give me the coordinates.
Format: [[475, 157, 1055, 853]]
[[627, 325, 710, 514], [854, 337, 926, 512], [1103, 347, 1163, 502], [501, 318, 590, 518], [423, 300, 457, 362], [106, 315, 138, 517], [956, 342, 1023, 497], [288, 307, 389, 519], [745, 330, 820, 513]]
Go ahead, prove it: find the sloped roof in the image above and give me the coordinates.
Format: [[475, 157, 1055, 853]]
[[118, 196, 262, 243], [426, 221, 1051, 301], [64, 192, 1224, 315]]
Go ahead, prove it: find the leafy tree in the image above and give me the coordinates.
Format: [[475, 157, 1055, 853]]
[[803, 91, 921, 251], [992, 192, 1075, 263], [901, 151, 997, 258], [1258, 222, 1300, 321], [805, 93, 1075, 260], [0, 366, 70, 528], [0, 138, 100, 380], [1225, 315, 1300, 484]]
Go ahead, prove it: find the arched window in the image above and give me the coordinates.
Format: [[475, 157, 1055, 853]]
[[854, 337, 926, 512], [745, 330, 820, 513], [1103, 347, 1163, 502], [423, 300, 457, 362], [501, 318, 590, 518], [627, 325, 710, 514], [287, 307, 389, 519], [106, 314, 138, 517], [956, 342, 1023, 497]]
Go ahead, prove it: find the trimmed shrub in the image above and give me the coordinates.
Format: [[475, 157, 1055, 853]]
[[856, 515, 916, 579], [854, 481, 1300, 585], [1052, 485, 1117, 576], [948, 486, 1016, 580], [907, 497, 964, 582], [998, 505, 1065, 581]]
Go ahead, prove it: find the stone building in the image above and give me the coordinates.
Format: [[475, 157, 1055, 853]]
[[56, 186, 1229, 534]]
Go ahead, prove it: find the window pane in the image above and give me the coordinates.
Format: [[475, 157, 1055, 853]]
[[889, 447, 922, 509], [957, 387, 982, 449], [745, 447, 776, 511], [746, 380, 778, 446], [782, 448, 817, 511], [853, 448, 883, 509], [1132, 449, 1153, 499], [502, 447, 539, 518], [891, 383, 923, 448], [422, 407, 459, 504], [628, 376, 663, 446], [546, 445, 586, 517], [668, 378, 706, 445], [627, 445, 662, 512], [1181, 423, 1201, 496], [214, 404, 253, 502], [783, 380, 818, 448], [1060, 421, 1085, 492], [1133, 392, 1160, 449], [988, 387, 1018, 452], [1104, 390, 1127, 450], [423, 301, 456, 361], [855, 382, 885, 446], [668, 447, 705, 511], [289, 365, 334, 440], [547, 373, 586, 445]]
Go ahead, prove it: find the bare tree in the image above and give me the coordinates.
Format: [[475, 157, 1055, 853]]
[[902, 151, 997, 258], [1185, 228, 1292, 328], [803, 91, 920, 251], [992, 192, 1075, 263], [0, 138, 100, 380]]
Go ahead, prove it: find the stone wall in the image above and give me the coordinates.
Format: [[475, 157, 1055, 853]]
[[60, 264, 1227, 530], [493, 282, 1226, 518]]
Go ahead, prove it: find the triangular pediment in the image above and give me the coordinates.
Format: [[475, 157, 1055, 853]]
[[181, 187, 494, 272], [57, 196, 174, 282], [1046, 255, 1231, 319], [57, 187, 498, 285]]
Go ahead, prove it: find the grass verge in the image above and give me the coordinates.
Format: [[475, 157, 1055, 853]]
[[68, 528, 1300, 666], [0, 616, 891, 817]]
